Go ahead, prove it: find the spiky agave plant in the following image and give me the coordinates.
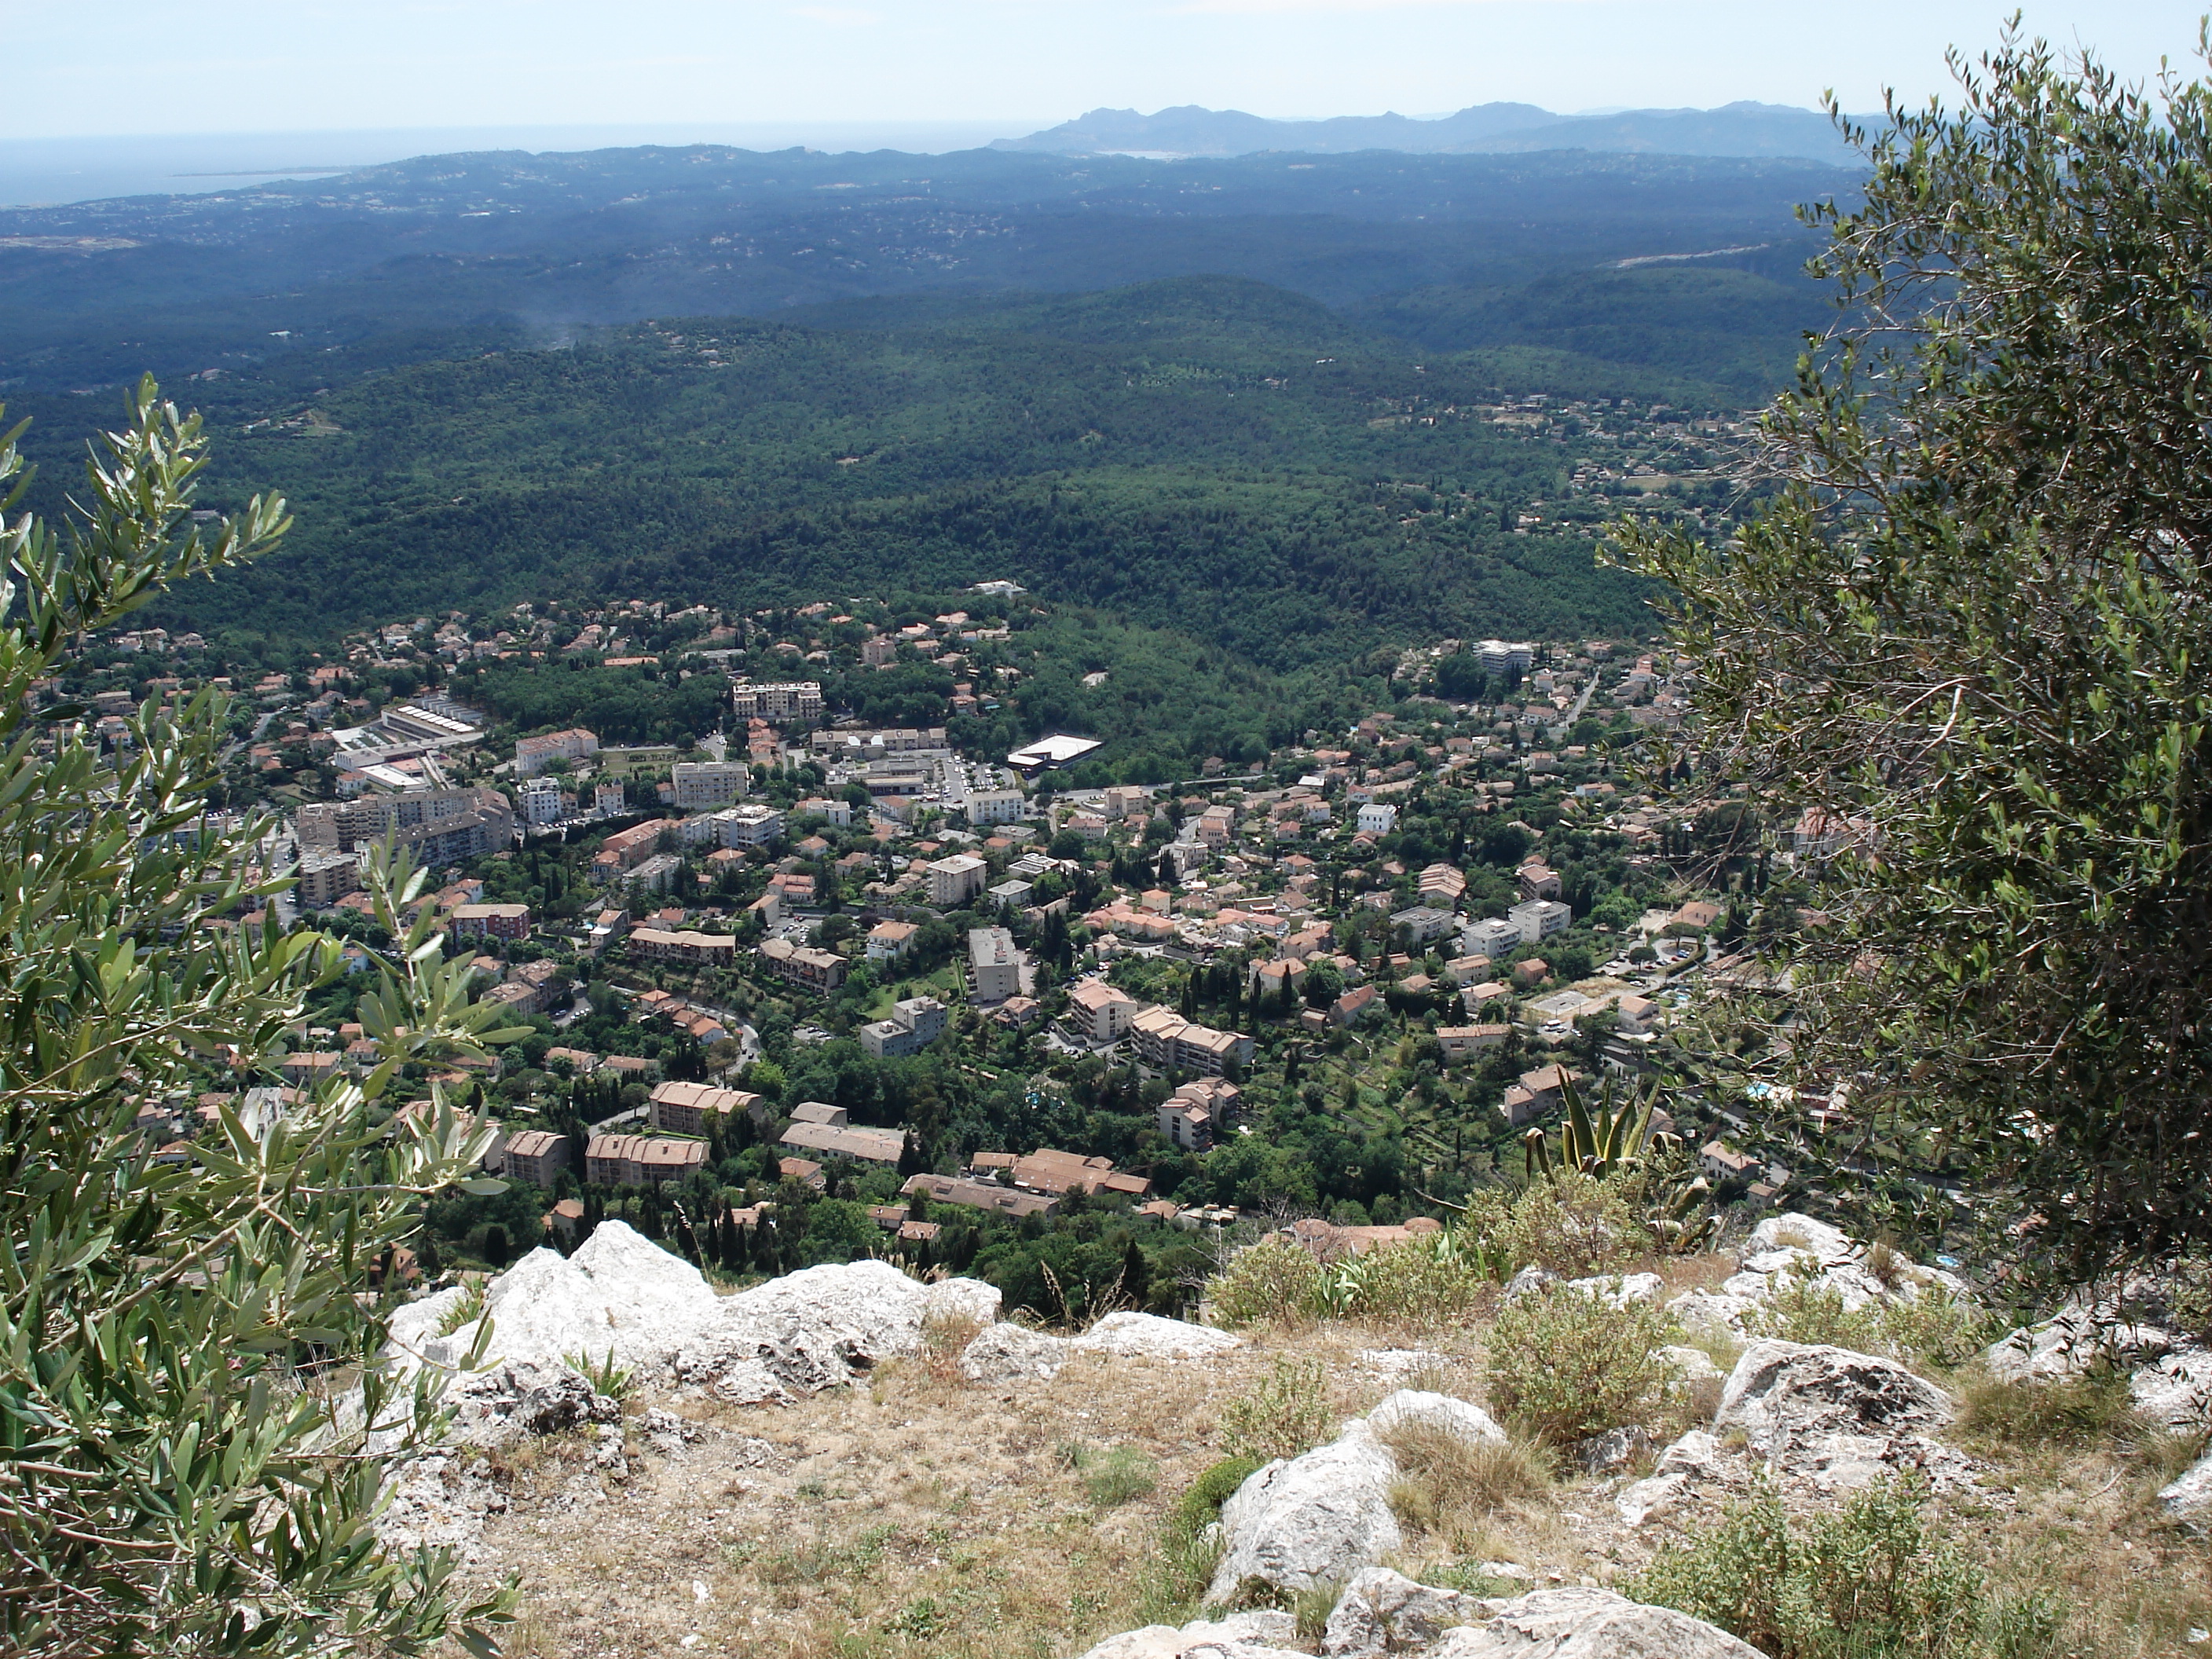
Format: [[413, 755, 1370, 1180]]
[[1523, 1073, 1718, 1254]]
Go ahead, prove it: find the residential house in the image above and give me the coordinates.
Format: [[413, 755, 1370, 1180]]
[[866, 920, 919, 964], [1516, 862, 1564, 903], [1356, 803, 1398, 836], [1330, 984, 1380, 1027], [1436, 1024, 1510, 1062]]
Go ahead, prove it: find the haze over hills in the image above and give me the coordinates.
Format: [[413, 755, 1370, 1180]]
[[0, 143, 1845, 396], [996, 101, 1862, 163]]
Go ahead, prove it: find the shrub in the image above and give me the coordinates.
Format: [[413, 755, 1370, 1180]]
[[1166, 1455, 1263, 1547], [1483, 1287, 1683, 1444], [1632, 1474, 2048, 1658], [1742, 1271, 1884, 1352], [1146, 1454, 1263, 1617], [1219, 1356, 1335, 1463], [1493, 1171, 1644, 1279], [1878, 1288, 2001, 1372], [437, 1280, 488, 1336], [1309, 1231, 1492, 1328], [1378, 1419, 1553, 1551], [1208, 1236, 1324, 1328]]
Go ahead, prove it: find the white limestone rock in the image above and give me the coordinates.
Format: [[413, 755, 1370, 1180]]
[[1367, 1389, 1507, 1445], [1666, 1290, 1766, 1340], [922, 1275, 1004, 1327], [1503, 1265, 1560, 1302], [1716, 1340, 1968, 1492], [1617, 1430, 1727, 1527], [1071, 1311, 1243, 1360], [1563, 1271, 1664, 1307], [1077, 1610, 1301, 1659], [961, 1321, 1071, 1384], [1661, 1345, 1724, 1384], [675, 1258, 947, 1398], [1207, 1420, 1403, 1602], [2159, 1449, 2212, 1526], [1324, 1567, 1477, 1657], [1428, 1588, 1763, 1657], [1745, 1213, 1859, 1262], [2130, 1347, 2212, 1431]]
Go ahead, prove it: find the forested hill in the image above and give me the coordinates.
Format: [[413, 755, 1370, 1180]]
[[49, 274, 1760, 666], [0, 143, 1848, 394]]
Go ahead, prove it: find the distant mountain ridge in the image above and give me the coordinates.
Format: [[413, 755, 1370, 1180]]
[[997, 101, 1861, 163]]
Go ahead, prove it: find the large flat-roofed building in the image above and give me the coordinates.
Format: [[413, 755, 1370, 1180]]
[[380, 703, 480, 746], [672, 760, 749, 810], [296, 786, 514, 865], [969, 926, 1024, 1003], [648, 1079, 764, 1136], [731, 681, 822, 723], [584, 1133, 708, 1187], [858, 994, 948, 1060], [518, 776, 566, 826], [1006, 734, 1102, 775]]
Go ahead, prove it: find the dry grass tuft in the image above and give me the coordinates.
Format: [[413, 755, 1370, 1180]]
[[1379, 1419, 1554, 1554]]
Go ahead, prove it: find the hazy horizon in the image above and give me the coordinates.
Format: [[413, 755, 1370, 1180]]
[[5, 2, 2180, 152]]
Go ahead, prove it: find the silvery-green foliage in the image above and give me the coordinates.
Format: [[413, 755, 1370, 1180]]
[[0, 379, 523, 1657]]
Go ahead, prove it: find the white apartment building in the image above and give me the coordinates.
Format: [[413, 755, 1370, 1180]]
[[594, 782, 628, 817], [1478, 639, 1537, 677], [1509, 899, 1573, 943], [712, 804, 785, 847], [1356, 802, 1399, 836], [518, 776, 566, 827], [1462, 917, 1526, 961], [965, 787, 1024, 827], [730, 681, 822, 723], [969, 927, 1024, 1003], [671, 760, 749, 811], [928, 853, 988, 909]]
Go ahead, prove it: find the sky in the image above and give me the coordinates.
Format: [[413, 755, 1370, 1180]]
[[5, 2, 2196, 141]]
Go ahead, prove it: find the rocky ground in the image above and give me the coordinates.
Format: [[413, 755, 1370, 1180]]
[[383, 1221, 2212, 1659]]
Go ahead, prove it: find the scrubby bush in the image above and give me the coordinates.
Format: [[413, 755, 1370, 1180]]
[[1219, 1356, 1335, 1463], [1491, 1171, 1645, 1279], [1878, 1288, 2001, 1372], [1208, 1236, 1324, 1328], [1482, 1287, 1683, 1445], [1742, 1272, 1884, 1352], [1632, 1474, 2054, 1658], [1310, 1231, 1494, 1328], [1378, 1418, 1553, 1551]]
